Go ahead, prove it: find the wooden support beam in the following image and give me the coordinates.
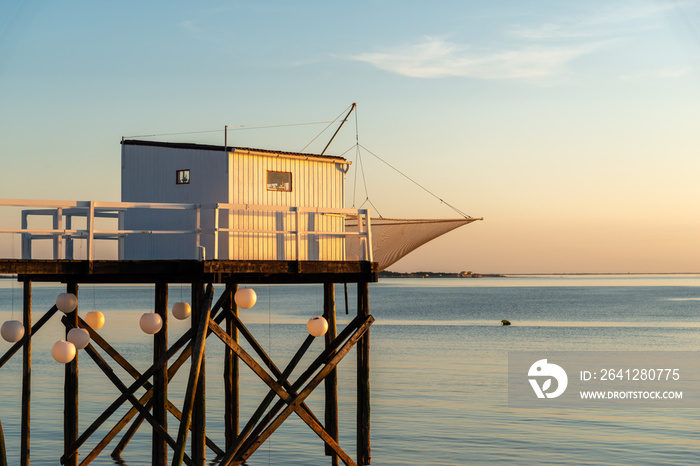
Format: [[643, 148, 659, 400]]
[[191, 281, 207, 465], [232, 315, 374, 465], [0, 306, 58, 368], [84, 288, 233, 464], [153, 281, 169, 466], [61, 326, 196, 463], [344, 283, 349, 315], [81, 284, 230, 385], [62, 284, 230, 465], [81, 343, 193, 466], [241, 315, 366, 448], [6, 259, 378, 285], [171, 284, 213, 466], [0, 416, 7, 466], [0, 306, 59, 370], [324, 283, 339, 465], [108, 355, 225, 462], [213, 315, 372, 465], [107, 390, 224, 463], [357, 282, 371, 465], [64, 282, 79, 466], [21, 279, 31, 466], [224, 284, 239, 450], [224, 334, 315, 460], [222, 308, 324, 431], [85, 335, 220, 464], [111, 398, 152, 462]]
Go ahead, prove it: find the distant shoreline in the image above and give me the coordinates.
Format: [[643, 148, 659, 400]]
[[379, 271, 505, 278], [379, 271, 700, 278]]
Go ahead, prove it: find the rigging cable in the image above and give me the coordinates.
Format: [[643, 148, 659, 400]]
[[350, 106, 383, 217], [299, 104, 355, 153], [357, 143, 472, 219], [352, 108, 360, 209], [126, 120, 337, 140]]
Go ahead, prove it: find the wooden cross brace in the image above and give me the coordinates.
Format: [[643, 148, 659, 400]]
[[32, 281, 370, 466], [59, 284, 225, 465], [208, 313, 374, 466]]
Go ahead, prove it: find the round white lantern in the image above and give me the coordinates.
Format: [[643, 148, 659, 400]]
[[67, 328, 90, 350], [56, 293, 78, 314], [52, 340, 76, 364], [307, 316, 329, 337], [84, 311, 105, 330], [172, 302, 191, 320], [234, 288, 257, 309], [140, 313, 163, 334], [1, 320, 25, 343]]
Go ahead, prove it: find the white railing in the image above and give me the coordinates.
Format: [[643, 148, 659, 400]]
[[0, 199, 372, 262], [207, 203, 373, 262]]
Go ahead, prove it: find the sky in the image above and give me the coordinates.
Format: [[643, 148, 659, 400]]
[[1, 0, 700, 274]]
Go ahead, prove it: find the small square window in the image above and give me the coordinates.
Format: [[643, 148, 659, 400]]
[[176, 169, 190, 185], [266, 171, 292, 192]]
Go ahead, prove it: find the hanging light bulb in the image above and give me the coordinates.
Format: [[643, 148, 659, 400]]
[[307, 316, 329, 337], [52, 340, 76, 364], [172, 302, 191, 320], [234, 288, 257, 309], [67, 328, 90, 350], [140, 313, 163, 334], [1, 320, 24, 343], [84, 311, 105, 330], [56, 293, 78, 314]]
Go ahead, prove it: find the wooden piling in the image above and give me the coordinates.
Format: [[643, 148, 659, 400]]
[[323, 283, 339, 465], [65, 282, 79, 466], [172, 284, 213, 466], [21, 279, 31, 466], [232, 314, 366, 460], [191, 281, 206, 465], [96, 289, 229, 463], [153, 281, 168, 465], [224, 283, 239, 449], [81, 344, 187, 465], [232, 316, 374, 465], [0, 416, 7, 466], [357, 282, 371, 465], [62, 327, 196, 463]]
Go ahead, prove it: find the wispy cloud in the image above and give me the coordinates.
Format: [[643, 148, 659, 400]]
[[350, 37, 603, 80], [348, 2, 679, 80], [620, 67, 690, 81], [508, 2, 676, 40], [657, 67, 690, 78]]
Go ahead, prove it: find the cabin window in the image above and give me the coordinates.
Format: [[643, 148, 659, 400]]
[[176, 169, 190, 185], [266, 171, 292, 192]]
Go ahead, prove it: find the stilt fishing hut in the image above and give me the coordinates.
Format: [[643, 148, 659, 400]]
[[0, 106, 482, 465], [0, 138, 376, 465]]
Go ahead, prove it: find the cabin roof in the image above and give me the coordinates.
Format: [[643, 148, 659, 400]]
[[121, 139, 348, 163]]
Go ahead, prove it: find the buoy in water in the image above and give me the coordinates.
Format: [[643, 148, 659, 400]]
[[501, 319, 511, 326]]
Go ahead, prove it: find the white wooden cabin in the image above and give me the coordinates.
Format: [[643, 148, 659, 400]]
[[121, 139, 352, 261]]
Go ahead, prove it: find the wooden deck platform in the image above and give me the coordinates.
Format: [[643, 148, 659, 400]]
[[0, 260, 378, 284]]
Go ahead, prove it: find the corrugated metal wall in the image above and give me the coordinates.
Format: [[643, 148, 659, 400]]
[[121, 144, 228, 259], [121, 143, 346, 260], [224, 150, 345, 261]]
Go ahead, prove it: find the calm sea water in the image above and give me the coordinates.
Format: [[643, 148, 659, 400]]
[[0, 275, 699, 465]]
